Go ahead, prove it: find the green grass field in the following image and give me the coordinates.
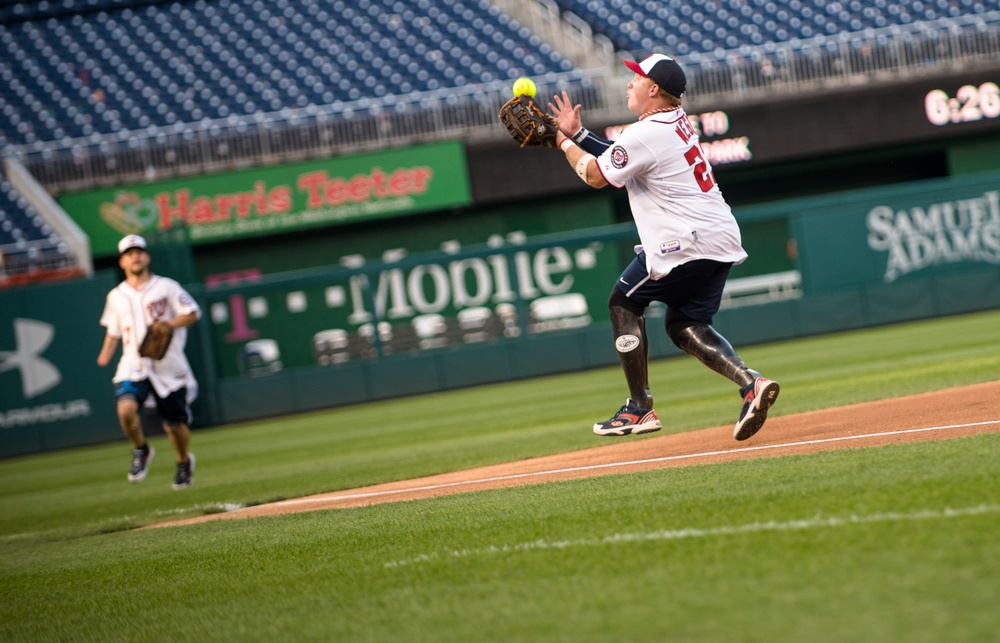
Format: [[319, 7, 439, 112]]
[[2, 309, 999, 642]]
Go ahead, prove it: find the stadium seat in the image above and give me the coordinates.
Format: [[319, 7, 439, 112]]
[[2, 0, 978, 154], [0, 0, 581, 259], [550, 0, 966, 56], [0, 0, 574, 147], [0, 0, 987, 283], [0, 173, 73, 279]]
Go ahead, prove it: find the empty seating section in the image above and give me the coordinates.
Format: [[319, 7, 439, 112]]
[[0, 0, 989, 282], [0, 173, 74, 278], [1, 0, 986, 150], [0, 177, 49, 246], [0, 0, 989, 148], [553, 0, 988, 56], [0, 0, 574, 279], [0, 0, 574, 147]]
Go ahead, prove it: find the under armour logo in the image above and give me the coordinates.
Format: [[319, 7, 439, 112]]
[[0, 318, 61, 398]]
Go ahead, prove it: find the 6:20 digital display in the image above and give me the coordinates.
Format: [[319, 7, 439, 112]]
[[925, 82, 1000, 126]]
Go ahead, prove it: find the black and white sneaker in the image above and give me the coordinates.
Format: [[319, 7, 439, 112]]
[[734, 377, 780, 441], [593, 399, 662, 436], [172, 453, 195, 490], [127, 446, 154, 483]]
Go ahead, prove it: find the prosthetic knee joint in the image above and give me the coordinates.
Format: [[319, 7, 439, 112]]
[[665, 310, 757, 388]]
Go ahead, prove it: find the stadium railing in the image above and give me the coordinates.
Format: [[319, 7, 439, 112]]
[[684, 11, 1000, 104], [2, 13, 998, 196]]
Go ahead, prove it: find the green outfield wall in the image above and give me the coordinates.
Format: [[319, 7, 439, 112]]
[[198, 169, 1000, 422], [3, 171, 999, 456], [0, 274, 121, 457]]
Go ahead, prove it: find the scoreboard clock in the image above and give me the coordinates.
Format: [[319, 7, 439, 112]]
[[924, 82, 1000, 126]]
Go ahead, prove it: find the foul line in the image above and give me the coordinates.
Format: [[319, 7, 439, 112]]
[[384, 503, 1000, 568], [269, 420, 1000, 509]]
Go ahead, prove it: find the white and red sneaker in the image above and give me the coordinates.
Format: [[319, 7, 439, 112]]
[[593, 399, 662, 436], [734, 377, 780, 441]]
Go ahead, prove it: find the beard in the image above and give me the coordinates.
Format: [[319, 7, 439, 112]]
[[126, 262, 149, 278]]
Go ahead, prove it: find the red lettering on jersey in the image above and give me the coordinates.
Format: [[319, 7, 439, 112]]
[[683, 145, 718, 192], [675, 116, 697, 144], [147, 297, 168, 320]]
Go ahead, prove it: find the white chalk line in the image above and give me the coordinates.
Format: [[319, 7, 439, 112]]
[[0, 502, 250, 542], [153, 502, 246, 517], [384, 503, 1000, 568], [269, 420, 1000, 509]]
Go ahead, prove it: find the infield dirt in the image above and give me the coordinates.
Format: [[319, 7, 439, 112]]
[[153, 380, 1000, 528]]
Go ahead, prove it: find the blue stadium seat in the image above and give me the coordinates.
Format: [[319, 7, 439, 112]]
[[0, 0, 984, 278], [0, 0, 985, 151], [0, 0, 573, 146], [550, 0, 975, 57], [0, 0, 578, 266], [0, 174, 70, 278]]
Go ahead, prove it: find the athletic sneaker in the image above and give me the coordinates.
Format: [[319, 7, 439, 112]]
[[734, 377, 780, 441], [593, 399, 662, 436], [127, 446, 154, 483], [172, 453, 195, 490]]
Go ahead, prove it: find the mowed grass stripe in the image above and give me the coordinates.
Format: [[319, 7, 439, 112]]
[[1, 309, 999, 539], [384, 503, 1000, 569], [2, 432, 999, 642]]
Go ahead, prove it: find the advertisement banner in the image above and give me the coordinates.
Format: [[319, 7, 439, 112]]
[[194, 197, 622, 378], [0, 274, 121, 457], [790, 173, 1000, 290], [201, 199, 634, 377], [203, 232, 626, 378], [58, 141, 472, 257]]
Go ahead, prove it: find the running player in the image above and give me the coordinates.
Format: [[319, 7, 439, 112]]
[[549, 54, 779, 440], [97, 235, 201, 488]]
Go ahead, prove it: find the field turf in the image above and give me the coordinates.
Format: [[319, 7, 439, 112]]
[[1, 309, 998, 641]]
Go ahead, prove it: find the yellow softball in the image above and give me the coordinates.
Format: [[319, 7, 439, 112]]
[[512, 77, 537, 98]]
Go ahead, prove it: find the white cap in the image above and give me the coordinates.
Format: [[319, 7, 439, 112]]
[[118, 234, 147, 254]]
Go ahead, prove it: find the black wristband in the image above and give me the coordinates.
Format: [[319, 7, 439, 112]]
[[571, 127, 591, 144]]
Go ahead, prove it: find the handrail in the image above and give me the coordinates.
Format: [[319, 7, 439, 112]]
[[2, 14, 998, 194]]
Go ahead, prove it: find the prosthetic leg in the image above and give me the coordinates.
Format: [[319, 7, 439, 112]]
[[665, 309, 779, 441], [664, 310, 757, 389], [609, 287, 652, 408], [593, 287, 662, 436]]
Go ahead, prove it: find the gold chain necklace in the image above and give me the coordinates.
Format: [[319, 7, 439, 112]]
[[640, 106, 680, 120]]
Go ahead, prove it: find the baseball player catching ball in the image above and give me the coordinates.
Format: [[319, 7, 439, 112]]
[[548, 54, 780, 440], [97, 235, 201, 488]]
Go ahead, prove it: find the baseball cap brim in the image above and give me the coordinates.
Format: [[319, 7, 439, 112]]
[[623, 59, 645, 76]]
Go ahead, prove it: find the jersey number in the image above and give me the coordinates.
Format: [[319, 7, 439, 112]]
[[684, 146, 717, 192]]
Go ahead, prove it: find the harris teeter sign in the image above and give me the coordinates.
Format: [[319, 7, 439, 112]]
[[58, 141, 471, 257]]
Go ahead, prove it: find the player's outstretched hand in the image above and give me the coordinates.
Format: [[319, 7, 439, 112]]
[[548, 91, 582, 137]]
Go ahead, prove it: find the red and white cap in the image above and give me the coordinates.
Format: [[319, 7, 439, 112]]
[[118, 234, 147, 254], [623, 54, 686, 98]]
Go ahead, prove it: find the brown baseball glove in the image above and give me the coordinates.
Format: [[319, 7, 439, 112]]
[[139, 321, 174, 360], [498, 95, 559, 148]]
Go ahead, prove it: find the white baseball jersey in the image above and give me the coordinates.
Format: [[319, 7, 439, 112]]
[[100, 275, 201, 400], [596, 107, 748, 280]]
